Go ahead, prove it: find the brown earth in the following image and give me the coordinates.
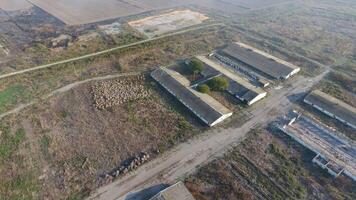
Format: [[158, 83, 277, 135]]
[[0, 75, 195, 199]]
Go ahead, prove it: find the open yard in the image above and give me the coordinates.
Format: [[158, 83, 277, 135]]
[[128, 10, 209, 38], [0, 75, 197, 199]]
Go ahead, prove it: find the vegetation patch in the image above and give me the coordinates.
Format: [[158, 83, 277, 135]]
[[196, 84, 210, 94], [0, 85, 31, 113], [207, 77, 229, 91], [0, 127, 26, 160]]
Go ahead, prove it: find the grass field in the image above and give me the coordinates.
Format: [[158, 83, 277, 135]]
[[0, 85, 32, 113]]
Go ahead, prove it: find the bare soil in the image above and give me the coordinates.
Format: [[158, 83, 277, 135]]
[[128, 10, 209, 38], [0, 75, 195, 199]]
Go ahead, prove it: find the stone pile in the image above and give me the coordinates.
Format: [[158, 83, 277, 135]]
[[102, 152, 150, 184], [92, 75, 150, 109]]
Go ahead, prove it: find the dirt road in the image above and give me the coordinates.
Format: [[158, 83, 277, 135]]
[[0, 23, 223, 80], [89, 68, 329, 200], [0, 71, 142, 120]]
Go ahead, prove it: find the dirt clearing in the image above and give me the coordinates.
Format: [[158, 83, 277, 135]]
[[128, 10, 209, 38]]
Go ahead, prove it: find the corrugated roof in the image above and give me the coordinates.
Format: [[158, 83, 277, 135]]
[[196, 56, 266, 104], [151, 67, 232, 126], [304, 90, 356, 128], [221, 42, 298, 79], [149, 182, 195, 200]]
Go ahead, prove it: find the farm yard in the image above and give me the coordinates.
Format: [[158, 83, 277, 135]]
[[0, 21, 228, 198], [0, 0, 355, 199], [128, 10, 209, 38], [0, 75, 198, 199]]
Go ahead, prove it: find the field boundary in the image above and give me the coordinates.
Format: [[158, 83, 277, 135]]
[[0, 23, 224, 80]]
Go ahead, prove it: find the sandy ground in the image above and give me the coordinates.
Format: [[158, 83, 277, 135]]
[[0, 0, 32, 11], [89, 66, 330, 199], [129, 10, 208, 38]]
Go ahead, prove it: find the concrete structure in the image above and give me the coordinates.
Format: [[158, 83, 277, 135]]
[[278, 111, 356, 181], [211, 52, 270, 87], [304, 90, 356, 129], [312, 154, 344, 177], [151, 67, 232, 127], [149, 182, 195, 200], [196, 56, 267, 105], [221, 42, 300, 80]]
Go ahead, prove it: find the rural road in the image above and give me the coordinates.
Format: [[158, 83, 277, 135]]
[[89, 67, 330, 200], [0, 23, 223, 80], [0, 71, 143, 120]]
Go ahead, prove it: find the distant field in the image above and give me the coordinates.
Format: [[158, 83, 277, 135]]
[[0, 0, 32, 11], [27, 0, 290, 25], [27, 0, 188, 25], [129, 10, 209, 38]]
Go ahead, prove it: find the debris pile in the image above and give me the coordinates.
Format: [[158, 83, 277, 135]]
[[102, 152, 150, 184], [92, 75, 150, 109]]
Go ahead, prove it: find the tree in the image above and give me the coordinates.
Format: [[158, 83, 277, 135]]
[[197, 84, 211, 94], [207, 77, 229, 91], [187, 58, 203, 75]]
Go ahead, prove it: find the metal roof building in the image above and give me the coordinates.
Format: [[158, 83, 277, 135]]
[[304, 90, 356, 129], [149, 182, 195, 200], [197, 56, 267, 106], [221, 42, 300, 80], [151, 67, 232, 127]]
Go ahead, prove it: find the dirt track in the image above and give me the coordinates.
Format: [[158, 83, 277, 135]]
[[0, 72, 142, 120], [89, 67, 330, 200], [0, 23, 223, 80]]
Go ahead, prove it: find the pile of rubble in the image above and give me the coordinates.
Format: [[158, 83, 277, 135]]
[[92, 75, 150, 109], [102, 152, 150, 184]]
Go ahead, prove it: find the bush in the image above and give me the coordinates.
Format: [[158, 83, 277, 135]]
[[207, 77, 229, 91], [187, 58, 204, 75], [197, 84, 211, 94]]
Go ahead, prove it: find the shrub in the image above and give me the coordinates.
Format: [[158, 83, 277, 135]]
[[207, 77, 229, 91], [187, 58, 204, 75], [197, 84, 211, 94]]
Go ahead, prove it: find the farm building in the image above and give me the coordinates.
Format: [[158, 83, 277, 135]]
[[278, 111, 356, 181], [221, 42, 300, 80], [151, 67, 232, 127], [149, 181, 195, 200], [304, 90, 356, 129], [196, 56, 267, 105]]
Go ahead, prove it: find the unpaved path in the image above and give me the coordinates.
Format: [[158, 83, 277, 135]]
[[89, 68, 330, 200], [0, 71, 142, 120], [0, 23, 223, 80]]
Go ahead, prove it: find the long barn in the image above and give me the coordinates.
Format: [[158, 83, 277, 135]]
[[304, 90, 356, 129], [221, 42, 300, 80], [151, 67, 232, 127]]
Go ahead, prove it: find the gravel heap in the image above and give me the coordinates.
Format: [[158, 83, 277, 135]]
[[101, 152, 150, 185], [92, 75, 150, 109]]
